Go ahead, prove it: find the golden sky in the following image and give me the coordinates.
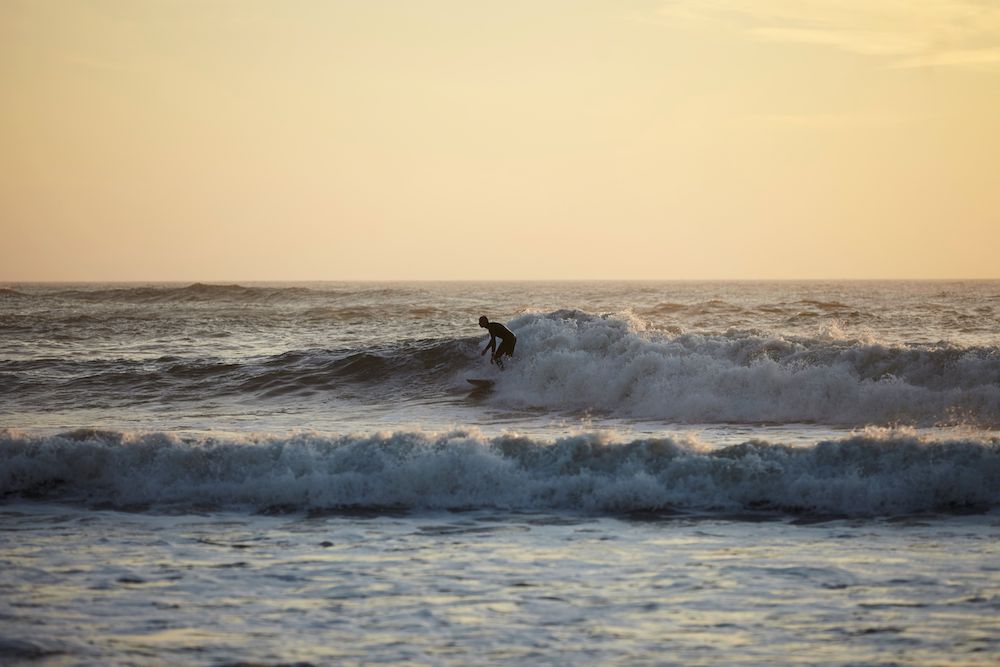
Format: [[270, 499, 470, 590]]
[[2, 0, 999, 280]]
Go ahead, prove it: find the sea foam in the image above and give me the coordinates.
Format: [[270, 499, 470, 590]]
[[487, 311, 1000, 426], [2, 428, 997, 516]]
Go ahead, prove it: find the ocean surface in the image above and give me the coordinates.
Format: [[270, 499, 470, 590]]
[[1, 280, 998, 665]]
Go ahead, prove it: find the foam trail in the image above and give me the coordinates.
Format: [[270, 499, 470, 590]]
[[2, 428, 997, 516]]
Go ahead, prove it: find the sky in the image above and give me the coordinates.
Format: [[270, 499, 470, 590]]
[[2, 0, 999, 281]]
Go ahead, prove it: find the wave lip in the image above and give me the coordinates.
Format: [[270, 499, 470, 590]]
[[1, 429, 998, 517]]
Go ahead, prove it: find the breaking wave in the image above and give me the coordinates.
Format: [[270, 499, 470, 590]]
[[489, 311, 1000, 426], [1, 428, 997, 516], [3, 310, 999, 426]]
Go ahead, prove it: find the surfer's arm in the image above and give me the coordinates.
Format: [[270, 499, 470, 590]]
[[481, 335, 496, 356]]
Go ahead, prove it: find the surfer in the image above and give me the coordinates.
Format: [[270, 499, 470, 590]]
[[479, 316, 516, 370]]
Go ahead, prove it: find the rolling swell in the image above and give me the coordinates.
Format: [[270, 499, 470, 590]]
[[8, 283, 418, 305], [1, 428, 997, 516], [0, 339, 476, 404], [49, 283, 317, 303]]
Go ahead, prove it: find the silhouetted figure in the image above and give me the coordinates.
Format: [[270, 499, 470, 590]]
[[479, 316, 516, 370]]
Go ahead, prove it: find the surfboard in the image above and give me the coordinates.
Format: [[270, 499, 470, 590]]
[[466, 379, 495, 390]]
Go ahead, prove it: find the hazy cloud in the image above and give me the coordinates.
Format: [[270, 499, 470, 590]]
[[743, 112, 927, 129], [895, 46, 1000, 68], [658, 0, 1000, 69]]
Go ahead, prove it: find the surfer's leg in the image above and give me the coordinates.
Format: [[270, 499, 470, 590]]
[[496, 339, 513, 369]]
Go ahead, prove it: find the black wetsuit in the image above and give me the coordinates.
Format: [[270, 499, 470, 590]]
[[486, 322, 516, 361]]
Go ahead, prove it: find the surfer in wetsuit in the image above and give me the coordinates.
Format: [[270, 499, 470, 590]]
[[479, 316, 516, 370]]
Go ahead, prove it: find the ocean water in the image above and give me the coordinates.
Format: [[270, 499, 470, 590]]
[[1, 281, 998, 665]]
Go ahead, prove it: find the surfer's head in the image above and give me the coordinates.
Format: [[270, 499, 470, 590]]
[[478, 315, 488, 328]]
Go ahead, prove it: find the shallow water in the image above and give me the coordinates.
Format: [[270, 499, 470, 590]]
[[2, 505, 998, 666]]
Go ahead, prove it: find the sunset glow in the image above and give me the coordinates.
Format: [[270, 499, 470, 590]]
[[3, 0, 998, 280]]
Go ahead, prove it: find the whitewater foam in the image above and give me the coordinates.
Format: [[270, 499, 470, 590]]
[[488, 311, 1000, 426], [2, 428, 997, 516]]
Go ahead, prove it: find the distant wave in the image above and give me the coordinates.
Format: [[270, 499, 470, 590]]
[[47, 283, 320, 304], [2, 283, 423, 304], [642, 300, 747, 316], [795, 299, 854, 311], [300, 305, 446, 321], [641, 299, 864, 318], [1, 428, 997, 516]]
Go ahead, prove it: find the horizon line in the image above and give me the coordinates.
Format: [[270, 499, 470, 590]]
[[3, 277, 1000, 284]]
